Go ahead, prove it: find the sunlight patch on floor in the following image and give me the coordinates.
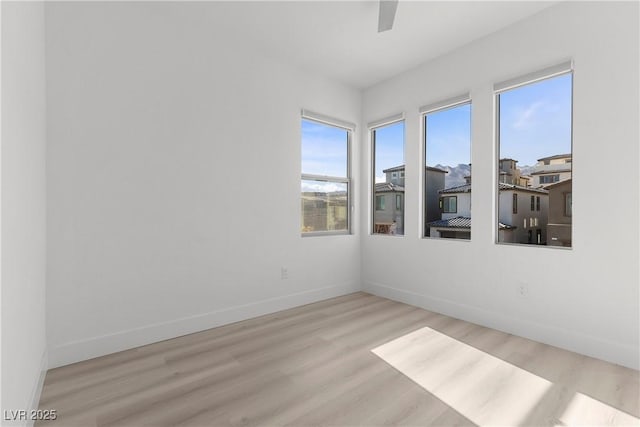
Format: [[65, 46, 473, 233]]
[[372, 326, 639, 426], [558, 391, 639, 426]]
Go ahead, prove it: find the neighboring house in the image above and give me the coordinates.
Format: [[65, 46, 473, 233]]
[[428, 183, 472, 239], [374, 181, 404, 234], [498, 158, 520, 184], [424, 166, 448, 233], [427, 181, 549, 244], [301, 191, 347, 232], [498, 158, 531, 187], [375, 164, 447, 235], [546, 178, 572, 247], [498, 183, 549, 244], [531, 153, 572, 188], [382, 165, 406, 186]]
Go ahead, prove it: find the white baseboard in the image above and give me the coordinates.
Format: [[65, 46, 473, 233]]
[[364, 280, 639, 371], [25, 349, 48, 427], [49, 282, 360, 368]]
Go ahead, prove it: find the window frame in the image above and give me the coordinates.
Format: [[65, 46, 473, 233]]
[[420, 95, 472, 240], [300, 112, 354, 237], [494, 61, 574, 248], [369, 114, 405, 236], [441, 196, 458, 214]]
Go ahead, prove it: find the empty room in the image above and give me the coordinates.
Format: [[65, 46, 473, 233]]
[[2, 1, 639, 426]]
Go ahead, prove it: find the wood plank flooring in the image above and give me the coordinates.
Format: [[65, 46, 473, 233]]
[[37, 292, 639, 426]]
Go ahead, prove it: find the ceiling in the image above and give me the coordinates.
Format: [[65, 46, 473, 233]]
[[175, 1, 557, 89]]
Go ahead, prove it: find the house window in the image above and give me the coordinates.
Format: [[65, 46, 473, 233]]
[[496, 64, 573, 247], [371, 118, 404, 235], [301, 114, 352, 235], [540, 174, 560, 184], [376, 195, 385, 211], [422, 98, 471, 239], [400, 171, 405, 178], [441, 196, 457, 213], [395, 194, 402, 210], [565, 192, 572, 216], [512, 194, 518, 214]]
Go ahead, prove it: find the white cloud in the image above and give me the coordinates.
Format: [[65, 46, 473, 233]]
[[300, 181, 345, 193], [513, 101, 543, 130]]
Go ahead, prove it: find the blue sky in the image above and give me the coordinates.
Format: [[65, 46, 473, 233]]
[[373, 121, 404, 181], [301, 119, 348, 178], [499, 73, 572, 166], [301, 72, 572, 190], [426, 103, 471, 167]]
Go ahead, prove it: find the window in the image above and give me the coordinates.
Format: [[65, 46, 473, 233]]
[[371, 118, 405, 235], [565, 192, 572, 216], [301, 113, 353, 235], [540, 174, 560, 184], [422, 98, 471, 239], [496, 63, 572, 247], [441, 196, 457, 213]]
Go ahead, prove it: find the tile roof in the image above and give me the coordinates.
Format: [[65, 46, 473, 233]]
[[440, 184, 472, 194], [543, 178, 572, 189], [531, 168, 572, 175], [427, 217, 518, 230], [427, 216, 471, 229], [439, 183, 547, 194], [374, 182, 404, 193], [537, 153, 572, 162], [498, 183, 548, 194], [382, 165, 405, 173]]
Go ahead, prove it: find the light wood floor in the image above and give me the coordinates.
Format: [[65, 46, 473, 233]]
[[38, 292, 639, 426]]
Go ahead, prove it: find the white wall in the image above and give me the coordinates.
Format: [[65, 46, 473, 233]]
[[362, 1, 639, 369], [45, 2, 361, 368], [1, 1, 48, 423]]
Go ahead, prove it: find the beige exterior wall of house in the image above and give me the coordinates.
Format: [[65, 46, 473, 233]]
[[547, 179, 572, 247], [498, 190, 549, 244]]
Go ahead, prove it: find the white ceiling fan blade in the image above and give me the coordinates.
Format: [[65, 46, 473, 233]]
[[378, 0, 399, 33]]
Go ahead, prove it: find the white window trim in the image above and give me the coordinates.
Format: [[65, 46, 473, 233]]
[[421, 96, 472, 240], [494, 60, 573, 93], [494, 62, 574, 249], [369, 114, 405, 236], [301, 113, 353, 237]]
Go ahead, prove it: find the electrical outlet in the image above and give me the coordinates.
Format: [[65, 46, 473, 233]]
[[517, 282, 529, 298], [281, 267, 289, 280]]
